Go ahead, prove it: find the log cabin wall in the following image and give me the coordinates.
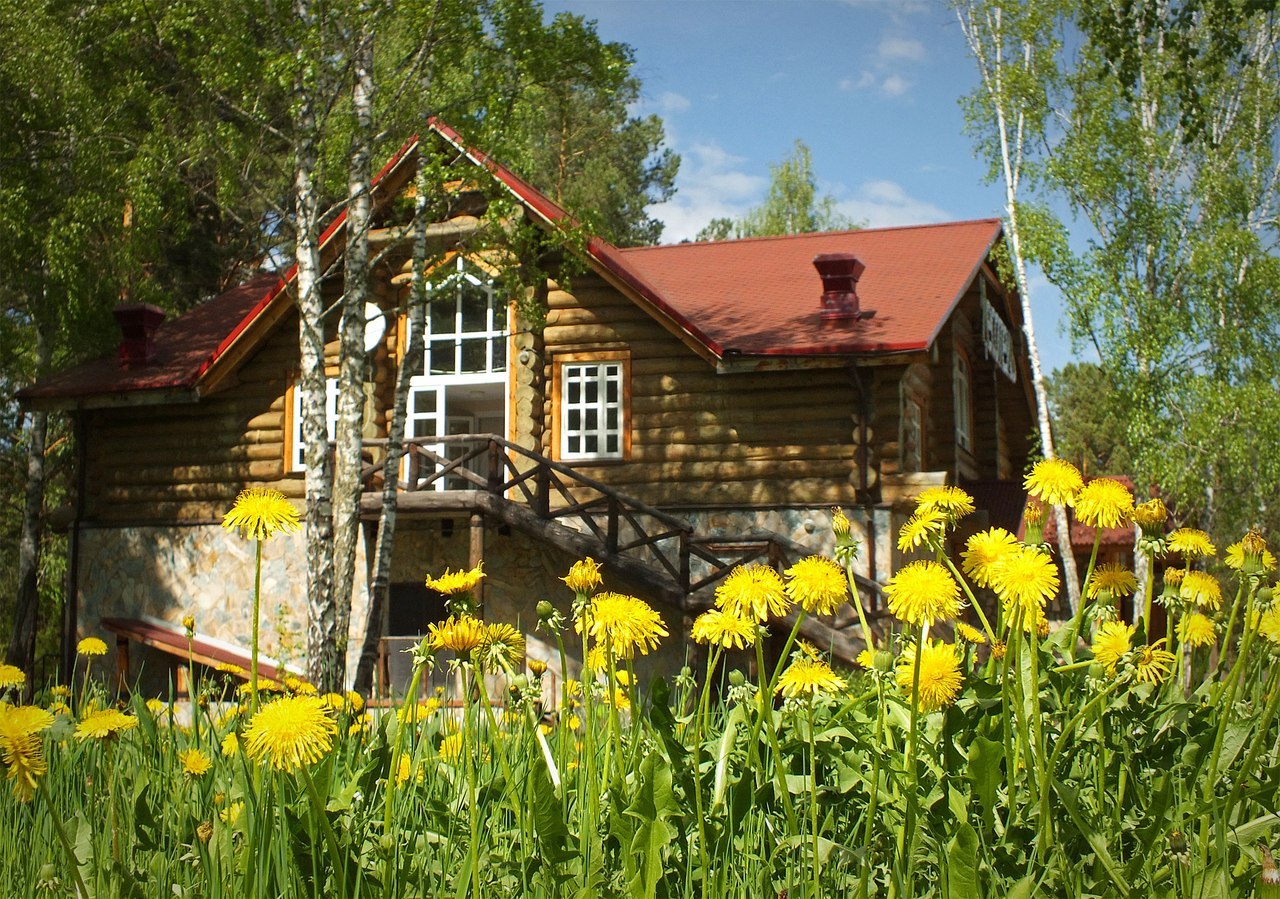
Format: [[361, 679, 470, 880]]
[[538, 272, 861, 509], [82, 274, 400, 526]]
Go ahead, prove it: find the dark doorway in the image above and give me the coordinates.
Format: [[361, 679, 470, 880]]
[[388, 582, 448, 637]]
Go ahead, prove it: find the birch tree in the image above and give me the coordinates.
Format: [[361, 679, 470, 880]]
[[954, 0, 1082, 608]]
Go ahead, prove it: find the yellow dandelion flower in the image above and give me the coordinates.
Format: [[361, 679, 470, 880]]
[[0, 725, 46, 803], [916, 485, 976, 521], [237, 679, 283, 697], [424, 563, 485, 596], [955, 621, 986, 645], [219, 801, 244, 826], [1024, 458, 1083, 507], [855, 649, 874, 669], [1167, 529, 1216, 560], [481, 622, 526, 668], [242, 696, 337, 773], [991, 640, 1007, 660], [0, 665, 26, 690], [221, 732, 240, 757], [221, 487, 301, 541], [1023, 498, 1047, 526], [180, 748, 213, 778], [1074, 478, 1134, 529], [1177, 612, 1217, 649], [1254, 606, 1280, 644], [77, 637, 108, 657], [395, 753, 424, 786], [427, 616, 487, 655], [1092, 621, 1134, 677], [215, 662, 246, 677], [775, 657, 847, 699], [577, 593, 668, 659], [897, 507, 948, 553], [961, 527, 1019, 589], [562, 558, 604, 595], [715, 564, 791, 623], [1225, 530, 1276, 573], [281, 675, 317, 695], [1133, 643, 1176, 685], [896, 642, 964, 712], [691, 608, 758, 650], [884, 561, 963, 627], [1132, 498, 1168, 531], [345, 691, 365, 713], [1180, 571, 1223, 610], [989, 545, 1059, 626], [145, 698, 167, 717], [1087, 563, 1138, 601], [49, 685, 71, 699], [48, 701, 70, 716], [75, 709, 138, 741], [438, 731, 465, 764], [784, 556, 847, 616], [321, 693, 346, 712]]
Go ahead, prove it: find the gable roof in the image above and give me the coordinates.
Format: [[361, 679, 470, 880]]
[[21, 125, 1010, 406]]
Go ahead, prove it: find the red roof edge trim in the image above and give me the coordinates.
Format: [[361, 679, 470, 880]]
[[428, 120, 724, 359], [919, 220, 1004, 352], [191, 136, 421, 385]]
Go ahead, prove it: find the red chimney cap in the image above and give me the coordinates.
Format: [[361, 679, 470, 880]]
[[813, 253, 867, 321], [113, 303, 166, 368]]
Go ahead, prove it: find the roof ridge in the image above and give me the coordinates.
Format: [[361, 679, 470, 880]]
[[622, 217, 1003, 252]]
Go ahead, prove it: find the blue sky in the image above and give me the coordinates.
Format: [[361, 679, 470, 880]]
[[541, 0, 1079, 373]]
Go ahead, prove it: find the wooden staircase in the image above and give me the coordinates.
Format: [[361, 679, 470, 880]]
[[360, 435, 883, 615]]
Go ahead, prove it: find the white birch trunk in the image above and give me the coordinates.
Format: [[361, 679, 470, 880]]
[[328, 13, 376, 692], [293, 0, 338, 686], [353, 153, 432, 695], [956, 0, 1082, 610]]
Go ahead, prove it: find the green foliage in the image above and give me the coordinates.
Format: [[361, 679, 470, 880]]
[[1046, 363, 1133, 477], [695, 140, 858, 241]]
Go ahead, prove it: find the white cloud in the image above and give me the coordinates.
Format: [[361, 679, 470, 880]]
[[654, 91, 691, 114], [835, 179, 952, 229], [878, 36, 926, 61], [649, 142, 767, 243], [880, 74, 912, 97]]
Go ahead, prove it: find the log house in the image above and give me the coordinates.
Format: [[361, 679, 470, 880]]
[[20, 125, 1037, 689]]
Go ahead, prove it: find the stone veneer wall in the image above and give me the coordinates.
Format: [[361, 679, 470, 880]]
[[76, 524, 371, 689]]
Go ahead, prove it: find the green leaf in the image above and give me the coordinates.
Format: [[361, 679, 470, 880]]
[[624, 750, 677, 899], [531, 758, 572, 864], [1053, 778, 1131, 896], [946, 822, 981, 899], [968, 734, 1004, 833]]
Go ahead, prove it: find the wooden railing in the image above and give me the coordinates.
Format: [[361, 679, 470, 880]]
[[359, 434, 850, 601]]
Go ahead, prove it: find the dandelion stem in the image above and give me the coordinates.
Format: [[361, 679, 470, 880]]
[[250, 539, 263, 715], [36, 777, 91, 899]]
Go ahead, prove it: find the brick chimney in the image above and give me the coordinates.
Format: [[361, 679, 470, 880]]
[[113, 303, 166, 368], [813, 253, 867, 321]]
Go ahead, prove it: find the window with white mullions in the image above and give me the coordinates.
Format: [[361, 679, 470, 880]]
[[561, 362, 624, 461], [420, 257, 507, 378], [291, 377, 339, 472], [953, 347, 973, 453]]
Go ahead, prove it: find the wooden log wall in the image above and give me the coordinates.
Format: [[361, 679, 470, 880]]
[[84, 270, 401, 525], [540, 273, 859, 508]]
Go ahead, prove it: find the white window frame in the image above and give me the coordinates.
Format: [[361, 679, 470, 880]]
[[290, 377, 340, 472], [559, 360, 625, 461], [417, 256, 508, 380], [953, 347, 973, 454]]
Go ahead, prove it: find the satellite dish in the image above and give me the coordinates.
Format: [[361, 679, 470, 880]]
[[363, 302, 386, 353]]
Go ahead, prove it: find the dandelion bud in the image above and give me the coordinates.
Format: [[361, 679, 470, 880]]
[[1260, 843, 1280, 897], [1023, 500, 1046, 545], [182, 614, 196, 636], [562, 558, 603, 596], [197, 821, 213, 843], [728, 669, 746, 687], [528, 658, 548, 677], [831, 507, 851, 539], [1133, 498, 1167, 532]]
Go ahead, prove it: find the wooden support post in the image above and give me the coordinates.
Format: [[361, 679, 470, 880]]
[[470, 512, 485, 611], [115, 635, 130, 694], [606, 496, 619, 554], [534, 465, 550, 519], [486, 439, 502, 493]]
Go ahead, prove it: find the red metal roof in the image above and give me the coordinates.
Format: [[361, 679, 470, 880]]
[[613, 221, 1002, 356]]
